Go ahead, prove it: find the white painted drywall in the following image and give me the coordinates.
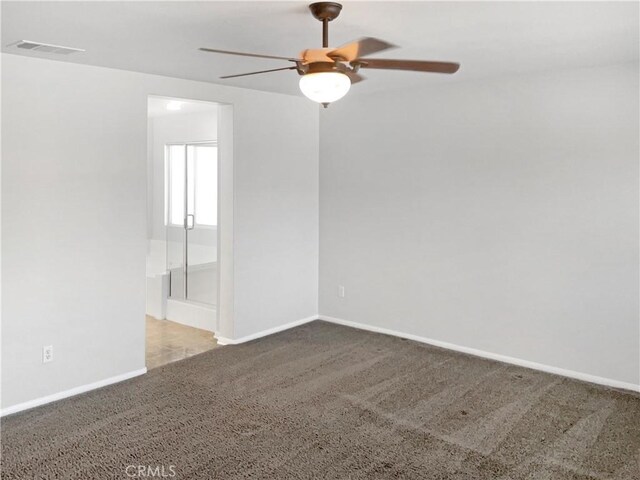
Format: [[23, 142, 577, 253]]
[[1, 53, 318, 409], [319, 63, 639, 387]]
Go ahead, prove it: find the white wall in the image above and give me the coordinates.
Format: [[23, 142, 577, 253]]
[[319, 63, 639, 387], [1, 53, 319, 410]]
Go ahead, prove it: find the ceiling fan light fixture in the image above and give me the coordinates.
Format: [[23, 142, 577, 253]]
[[299, 71, 351, 104], [202, 2, 460, 102]]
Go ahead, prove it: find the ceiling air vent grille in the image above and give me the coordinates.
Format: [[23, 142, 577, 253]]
[[10, 40, 85, 55]]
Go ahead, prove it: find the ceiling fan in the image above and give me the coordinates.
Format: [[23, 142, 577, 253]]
[[200, 2, 460, 107]]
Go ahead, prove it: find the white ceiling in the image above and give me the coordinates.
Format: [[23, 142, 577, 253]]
[[2, 1, 638, 97]]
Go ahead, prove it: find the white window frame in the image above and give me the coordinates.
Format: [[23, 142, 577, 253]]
[[165, 141, 218, 229]]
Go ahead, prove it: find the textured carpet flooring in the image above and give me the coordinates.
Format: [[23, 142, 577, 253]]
[[2, 321, 639, 479]]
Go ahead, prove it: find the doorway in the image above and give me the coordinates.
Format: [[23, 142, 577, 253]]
[[145, 96, 220, 369]]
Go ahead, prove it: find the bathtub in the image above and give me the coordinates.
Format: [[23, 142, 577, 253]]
[[146, 240, 217, 333]]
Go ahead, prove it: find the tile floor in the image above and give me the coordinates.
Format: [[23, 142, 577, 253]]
[[145, 316, 217, 370]]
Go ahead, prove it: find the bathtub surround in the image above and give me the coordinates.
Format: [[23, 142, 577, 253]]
[[145, 269, 169, 321], [1, 53, 319, 411], [165, 299, 216, 333]]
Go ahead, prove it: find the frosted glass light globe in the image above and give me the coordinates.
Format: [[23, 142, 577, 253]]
[[299, 72, 351, 104]]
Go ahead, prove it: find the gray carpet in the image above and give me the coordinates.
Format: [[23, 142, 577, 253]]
[[2, 321, 639, 479]]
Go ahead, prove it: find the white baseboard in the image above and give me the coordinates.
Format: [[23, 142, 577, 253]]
[[319, 315, 640, 394], [216, 315, 318, 345], [0, 368, 147, 417], [6, 316, 633, 417]]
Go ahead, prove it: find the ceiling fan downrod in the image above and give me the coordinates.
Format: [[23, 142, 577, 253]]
[[309, 2, 343, 48]]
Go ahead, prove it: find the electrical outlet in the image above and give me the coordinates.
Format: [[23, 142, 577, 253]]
[[43, 345, 53, 363], [338, 285, 345, 298]]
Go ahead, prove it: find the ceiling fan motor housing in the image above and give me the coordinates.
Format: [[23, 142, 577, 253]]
[[301, 61, 349, 75]]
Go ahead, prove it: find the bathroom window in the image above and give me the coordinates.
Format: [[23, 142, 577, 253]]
[[165, 143, 217, 227]]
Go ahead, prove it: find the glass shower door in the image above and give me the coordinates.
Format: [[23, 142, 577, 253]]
[[184, 144, 218, 305], [166, 144, 188, 300], [166, 143, 217, 305]]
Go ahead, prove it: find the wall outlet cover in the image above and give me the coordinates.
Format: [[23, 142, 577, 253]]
[[43, 345, 53, 363]]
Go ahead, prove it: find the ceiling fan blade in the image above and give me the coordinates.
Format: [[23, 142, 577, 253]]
[[345, 70, 366, 84], [220, 66, 298, 79], [327, 37, 396, 62], [200, 47, 299, 62], [355, 59, 460, 74]]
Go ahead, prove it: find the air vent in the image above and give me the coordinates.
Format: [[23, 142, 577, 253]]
[[9, 40, 84, 55]]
